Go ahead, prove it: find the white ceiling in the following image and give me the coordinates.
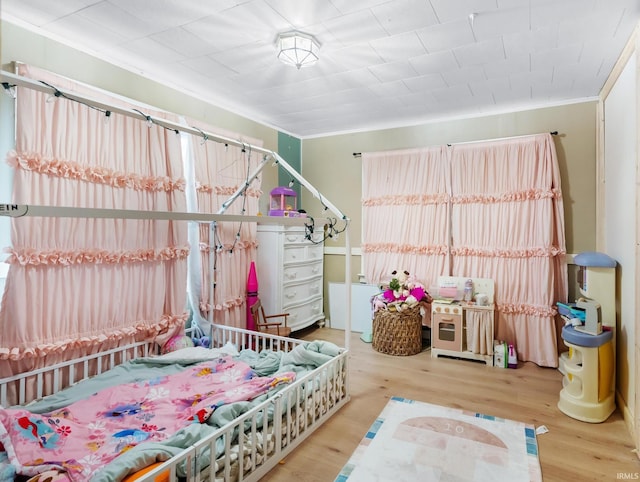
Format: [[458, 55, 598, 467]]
[[2, 0, 639, 138]]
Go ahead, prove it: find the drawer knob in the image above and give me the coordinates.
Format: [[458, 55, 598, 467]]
[[285, 291, 297, 298]]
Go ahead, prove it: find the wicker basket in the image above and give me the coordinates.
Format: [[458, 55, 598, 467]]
[[372, 304, 423, 356]]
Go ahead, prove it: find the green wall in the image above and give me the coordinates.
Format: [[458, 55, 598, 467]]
[[277, 132, 302, 207]]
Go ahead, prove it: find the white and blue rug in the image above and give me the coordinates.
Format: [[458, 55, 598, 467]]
[[336, 396, 542, 482]]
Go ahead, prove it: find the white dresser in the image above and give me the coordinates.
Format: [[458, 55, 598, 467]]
[[256, 224, 324, 332]]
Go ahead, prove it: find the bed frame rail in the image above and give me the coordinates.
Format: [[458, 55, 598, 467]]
[[0, 340, 156, 407], [2, 324, 350, 481], [136, 333, 350, 482], [205, 352, 349, 481], [209, 323, 307, 352]]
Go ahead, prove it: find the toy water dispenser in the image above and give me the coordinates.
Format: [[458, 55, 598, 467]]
[[558, 252, 617, 423]]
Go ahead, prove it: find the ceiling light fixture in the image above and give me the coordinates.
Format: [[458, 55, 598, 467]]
[[277, 31, 320, 69]]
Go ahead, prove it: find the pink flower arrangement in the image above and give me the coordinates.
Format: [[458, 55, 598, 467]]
[[372, 270, 432, 312]]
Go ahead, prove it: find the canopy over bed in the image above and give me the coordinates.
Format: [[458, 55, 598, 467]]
[[0, 68, 354, 353]]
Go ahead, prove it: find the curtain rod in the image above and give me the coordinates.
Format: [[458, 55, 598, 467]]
[[352, 131, 558, 157], [446, 131, 558, 147]]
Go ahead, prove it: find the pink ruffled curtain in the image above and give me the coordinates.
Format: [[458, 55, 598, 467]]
[[362, 146, 450, 288], [362, 134, 567, 367], [449, 134, 567, 367], [189, 121, 262, 329], [0, 65, 188, 382]]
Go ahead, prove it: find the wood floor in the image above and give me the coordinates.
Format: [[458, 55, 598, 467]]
[[260, 326, 639, 482]]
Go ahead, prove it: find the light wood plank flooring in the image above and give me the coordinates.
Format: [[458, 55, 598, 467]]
[[260, 326, 639, 482]]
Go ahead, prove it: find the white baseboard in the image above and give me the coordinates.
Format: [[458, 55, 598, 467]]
[[616, 390, 637, 446]]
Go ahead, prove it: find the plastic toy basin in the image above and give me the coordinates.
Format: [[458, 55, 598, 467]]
[[561, 325, 613, 347]]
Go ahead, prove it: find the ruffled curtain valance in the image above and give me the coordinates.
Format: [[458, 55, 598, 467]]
[[6, 246, 190, 266], [7, 151, 186, 192]]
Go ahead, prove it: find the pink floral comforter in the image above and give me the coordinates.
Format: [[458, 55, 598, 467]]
[[0, 356, 295, 481]]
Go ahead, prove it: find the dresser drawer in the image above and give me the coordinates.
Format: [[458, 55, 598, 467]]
[[283, 244, 323, 264], [286, 297, 324, 331], [284, 231, 307, 244], [283, 245, 306, 263], [283, 278, 323, 307], [283, 226, 323, 245], [283, 261, 323, 283]]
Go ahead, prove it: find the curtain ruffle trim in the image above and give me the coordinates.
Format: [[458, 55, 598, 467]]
[[361, 244, 565, 258], [199, 240, 258, 253], [7, 150, 185, 193], [196, 183, 261, 198], [497, 303, 558, 318], [362, 193, 449, 207], [361, 243, 449, 255], [451, 189, 562, 204], [362, 190, 562, 207], [199, 297, 244, 314], [5, 245, 190, 266], [451, 246, 566, 258], [0, 312, 188, 360]]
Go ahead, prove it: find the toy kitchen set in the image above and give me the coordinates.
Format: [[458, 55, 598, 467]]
[[557, 251, 617, 423], [430, 276, 496, 365]]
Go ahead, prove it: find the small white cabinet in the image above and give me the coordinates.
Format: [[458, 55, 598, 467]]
[[256, 224, 324, 332]]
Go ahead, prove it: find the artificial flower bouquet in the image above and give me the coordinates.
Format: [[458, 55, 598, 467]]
[[372, 270, 432, 313]]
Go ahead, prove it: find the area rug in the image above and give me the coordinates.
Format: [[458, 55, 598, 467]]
[[335, 396, 542, 482]]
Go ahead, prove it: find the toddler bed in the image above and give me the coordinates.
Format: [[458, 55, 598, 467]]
[[0, 323, 350, 481]]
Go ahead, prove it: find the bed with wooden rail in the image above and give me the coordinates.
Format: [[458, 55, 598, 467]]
[[0, 324, 350, 481]]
